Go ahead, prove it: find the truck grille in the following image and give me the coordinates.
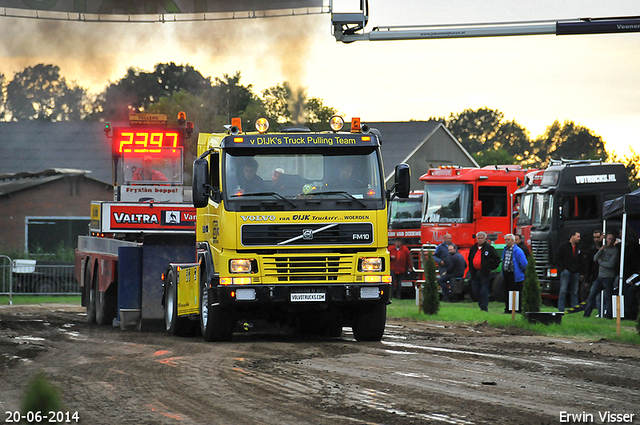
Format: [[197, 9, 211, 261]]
[[262, 255, 352, 282], [531, 239, 550, 281], [242, 223, 373, 246]]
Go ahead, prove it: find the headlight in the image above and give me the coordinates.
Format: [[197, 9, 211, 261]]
[[230, 259, 254, 273], [359, 257, 382, 272]]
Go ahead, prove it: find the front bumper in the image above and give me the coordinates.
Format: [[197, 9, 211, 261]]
[[216, 283, 391, 306]]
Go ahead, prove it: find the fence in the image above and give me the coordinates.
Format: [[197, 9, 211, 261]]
[[0, 256, 80, 298]]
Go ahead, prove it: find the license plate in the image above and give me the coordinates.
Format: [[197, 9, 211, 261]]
[[401, 282, 413, 287], [290, 293, 326, 302]]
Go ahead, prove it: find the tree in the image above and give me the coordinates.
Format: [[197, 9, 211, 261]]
[[212, 72, 256, 125], [261, 82, 338, 127], [94, 63, 212, 121], [442, 107, 531, 166], [521, 255, 541, 314], [6, 64, 88, 121], [262, 82, 292, 124], [306, 97, 338, 128], [421, 251, 440, 315], [531, 120, 608, 167], [610, 148, 640, 191]]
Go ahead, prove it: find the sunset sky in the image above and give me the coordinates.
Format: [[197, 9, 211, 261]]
[[1, 0, 639, 157]]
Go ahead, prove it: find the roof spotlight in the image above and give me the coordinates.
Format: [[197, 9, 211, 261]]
[[255, 117, 270, 133], [329, 115, 344, 132]]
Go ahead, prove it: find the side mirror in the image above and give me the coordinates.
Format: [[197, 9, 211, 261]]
[[394, 163, 411, 198], [192, 158, 210, 208], [473, 200, 483, 219]]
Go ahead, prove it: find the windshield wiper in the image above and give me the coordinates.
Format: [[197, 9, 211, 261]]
[[531, 224, 550, 231], [306, 190, 366, 207], [230, 191, 296, 208]]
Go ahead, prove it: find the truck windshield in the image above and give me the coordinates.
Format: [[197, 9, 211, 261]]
[[388, 197, 422, 229], [223, 148, 384, 210], [422, 184, 472, 224], [518, 193, 534, 226], [532, 193, 553, 229]]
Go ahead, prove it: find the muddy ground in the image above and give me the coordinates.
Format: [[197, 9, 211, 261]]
[[1, 304, 639, 425]]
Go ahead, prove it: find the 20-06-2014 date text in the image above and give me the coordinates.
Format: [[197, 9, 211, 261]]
[[5, 411, 79, 423]]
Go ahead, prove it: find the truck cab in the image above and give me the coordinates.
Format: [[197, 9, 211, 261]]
[[169, 116, 411, 341], [516, 159, 629, 303], [419, 165, 529, 301]]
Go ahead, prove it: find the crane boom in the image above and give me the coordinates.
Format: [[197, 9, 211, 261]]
[[331, 10, 640, 43]]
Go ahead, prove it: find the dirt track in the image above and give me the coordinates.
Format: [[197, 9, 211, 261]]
[[1, 304, 639, 425]]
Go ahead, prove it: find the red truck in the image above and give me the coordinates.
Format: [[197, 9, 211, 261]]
[[419, 165, 530, 301]]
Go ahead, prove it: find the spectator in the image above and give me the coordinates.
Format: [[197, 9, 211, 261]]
[[468, 231, 501, 312], [583, 231, 619, 318], [388, 238, 412, 299], [585, 229, 604, 313], [433, 233, 453, 270], [132, 155, 168, 181], [514, 234, 530, 259], [555, 230, 585, 312], [502, 233, 528, 313], [438, 244, 467, 302]]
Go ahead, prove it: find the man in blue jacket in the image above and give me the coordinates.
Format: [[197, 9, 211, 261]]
[[433, 233, 453, 271], [438, 243, 467, 302], [502, 233, 528, 313]]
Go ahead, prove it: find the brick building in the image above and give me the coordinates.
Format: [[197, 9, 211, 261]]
[[0, 122, 113, 254], [0, 169, 112, 253]]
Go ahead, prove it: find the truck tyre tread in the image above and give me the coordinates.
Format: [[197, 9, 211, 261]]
[[165, 270, 189, 336], [86, 263, 97, 325], [96, 284, 117, 326], [352, 303, 386, 341], [492, 273, 505, 303], [200, 272, 234, 342]]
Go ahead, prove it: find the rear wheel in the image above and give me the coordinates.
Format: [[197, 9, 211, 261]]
[[164, 270, 189, 336], [96, 284, 117, 326], [85, 263, 97, 325], [492, 273, 505, 303], [200, 273, 234, 342], [352, 303, 386, 341]]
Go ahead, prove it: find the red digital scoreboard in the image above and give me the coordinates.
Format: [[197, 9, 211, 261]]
[[113, 127, 183, 156]]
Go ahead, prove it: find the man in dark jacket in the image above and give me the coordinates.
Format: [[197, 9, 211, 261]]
[[555, 230, 585, 312], [438, 244, 467, 302], [468, 231, 501, 311], [583, 231, 619, 318], [584, 229, 604, 302], [515, 234, 530, 259]]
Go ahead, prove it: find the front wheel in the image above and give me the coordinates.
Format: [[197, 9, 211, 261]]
[[200, 275, 234, 342], [352, 303, 386, 341], [164, 270, 189, 336]]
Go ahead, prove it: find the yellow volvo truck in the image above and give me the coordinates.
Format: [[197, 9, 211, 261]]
[[163, 116, 410, 341]]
